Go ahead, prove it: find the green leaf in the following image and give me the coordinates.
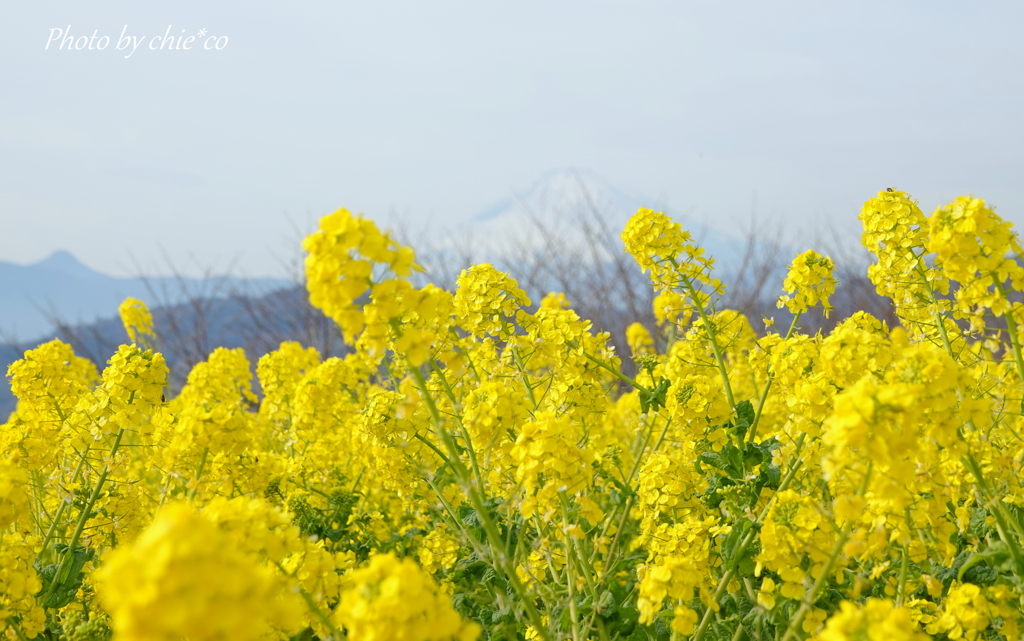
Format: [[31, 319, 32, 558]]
[[721, 517, 757, 573], [699, 444, 745, 480], [37, 546, 94, 609], [732, 400, 755, 437], [957, 542, 1010, 585], [639, 377, 672, 414]]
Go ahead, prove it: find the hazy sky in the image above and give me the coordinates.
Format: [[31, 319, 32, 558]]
[[3, 1, 1022, 277]]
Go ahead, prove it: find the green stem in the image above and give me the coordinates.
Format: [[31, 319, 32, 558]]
[[187, 447, 209, 501], [298, 589, 342, 639], [595, 415, 672, 575], [780, 463, 873, 641], [731, 622, 746, 641], [560, 492, 601, 607], [579, 349, 645, 392], [912, 267, 1024, 565], [272, 559, 344, 639], [747, 312, 801, 445], [1003, 309, 1024, 386], [912, 258, 953, 353], [912, 271, 1024, 566], [780, 538, 844, 641], [677, 272, 735, 408], [766, 433, 807, 514], [39, 448, 90, 551], [561, 500, 582, 641], [4, 619, 29, 641], [896, 540, 910, 608], [407, 355, 551, 641], [41, 428, 126, 606], [448, 327, 482, 382], [962, 452, 1024, 572], [413, 432, 454, 468], [430, 360, 490, 500], [407, 360, 444, 425], [691, 432, 807, 641], [429, 358, 462, 413], [647, 414, 674, 457], [421, 474, 491, 565], [511, 346, 541, 410], [994, 281, 1024, 402]]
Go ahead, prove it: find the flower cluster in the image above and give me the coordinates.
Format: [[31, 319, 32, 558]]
[[117, 297, 156, 346], [622, 207, 723, 316], [777, 249, 838, 317], [303, 207, 417, 341], [453, 263, 531, 339], [928, 195, 1024, 331], [859, 189, 949, 335], [7, 188, 1024, 641], [816, 599, 929, 641], [333, 553, 480, 641], [637, 555, 702, 634], [94, 502, 304, 641], [510, 411, 595, 521]]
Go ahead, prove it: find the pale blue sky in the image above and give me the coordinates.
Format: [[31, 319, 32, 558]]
[[2, 1, 1022, 277]]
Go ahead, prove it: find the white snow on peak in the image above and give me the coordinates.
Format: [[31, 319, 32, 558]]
[[471, 168, 650, 226], [435, 168, 747, 269]]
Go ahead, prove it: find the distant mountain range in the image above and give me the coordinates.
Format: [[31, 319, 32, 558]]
[[1, 170, 762, 344], [2, 169, 793, 421], [0, 283, 344, 419], [0, 250, 290, 343]]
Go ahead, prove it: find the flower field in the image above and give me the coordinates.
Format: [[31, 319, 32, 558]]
[[5, 189, 1024, 640]]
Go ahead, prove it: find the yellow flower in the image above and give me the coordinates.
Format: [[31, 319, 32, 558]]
[[118, 297, 156, 345], [927, 195, 1024, 330], [453, 263, 531, 339], [172, 347, 258, 457], [626, 322, 655, 357], [672, 605, 698, 634], [859, 189, 949, 336], [510, 412, 594, 521], [95, 502, 304, 641], [926, 582, 1019, 641], [86, 344, 168, 417], [0, 455, 30, 530], [777, 249, 838, 317], [623, 207, 724, 309], [0, 529, 45, 637], [303, 208, 418, 341], [256, 341, 321, 425], [7, 339, 98, 415], [758, 577, 777, 610], [636, 555, 703, 625], [334, 553, 480, 641], [418, 524, 462, 574], [818, 599, 929, 641], [622, 208, 692, 289]]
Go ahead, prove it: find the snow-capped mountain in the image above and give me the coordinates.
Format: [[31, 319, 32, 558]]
[[471, 168, 651, 226], [441, 168, 755, 271], [2, 171, 781, 343]]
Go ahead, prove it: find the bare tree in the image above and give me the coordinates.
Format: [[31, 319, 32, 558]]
[[26, 187, 901, 404], [38, 249, 345, 396], [407, 179, 899, 357]]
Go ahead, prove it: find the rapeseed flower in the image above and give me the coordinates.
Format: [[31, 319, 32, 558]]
[[95, 502, 304, 641], [777, 249, 837, 317], [334, 553, 480, 641], [118, 297, 156, 345]]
